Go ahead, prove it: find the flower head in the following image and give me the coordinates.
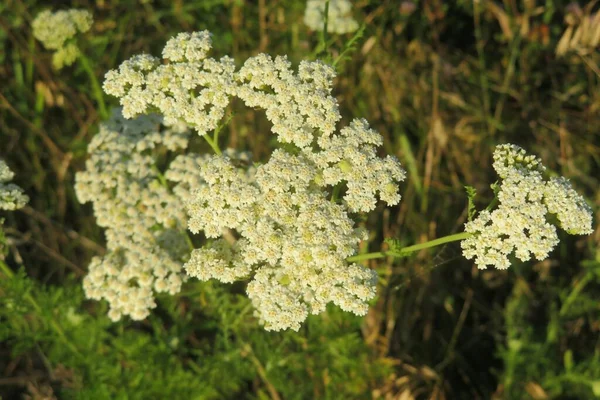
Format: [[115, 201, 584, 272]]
[[462, 144, 593, 270], [98, 31, 407, 330], [32, 9, 93, 69], [76, 109, 196, 321], [104, 31, 236, 135], [0, 160, 28, 211]]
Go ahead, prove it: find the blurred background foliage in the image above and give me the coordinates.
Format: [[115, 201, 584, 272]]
[[0, 0, 599, 398]]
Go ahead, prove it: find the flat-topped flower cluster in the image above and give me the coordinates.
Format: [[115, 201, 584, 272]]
[[80, 30, 592, 330], [0, 160, 28, 211], [75, 110, 196, 321], [461, 144, 593, 270], [78, 31, 406, 330], [32, 9, 93, 70]]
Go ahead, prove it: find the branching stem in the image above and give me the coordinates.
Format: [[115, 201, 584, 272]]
[[78, 53, 108, 120], [202, 134, 222, 155], [347, 232, 472, 263]]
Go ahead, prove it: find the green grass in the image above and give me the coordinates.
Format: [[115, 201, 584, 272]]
[[0, 1, 599, 399]]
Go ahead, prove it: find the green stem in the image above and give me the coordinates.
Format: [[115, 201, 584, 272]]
[[347, 232, 472, 263], [184, 231, 195, 252], [152, 164, 168, 187], [321, 1, 330, 48], [347, 251, 388, 262], [78, 53, 108, 120], [559, 273, 593, 317], [202, 134, 222, 155], [330, 184, 342, 203], [312, 1, 331, 61], [213, 112, 234, 150], [332, 24, 365, 69], [485, 196, 499, 212], [0, 260, 82, 358]]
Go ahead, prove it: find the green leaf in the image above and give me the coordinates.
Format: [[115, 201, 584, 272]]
[[465, 185, 477, 221]]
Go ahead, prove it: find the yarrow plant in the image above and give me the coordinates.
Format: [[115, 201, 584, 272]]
[[85, 30, 406, 331], [0, 160, 28, 256], [304, 0, 359, 34], [32, 9, 93, 70], [0, 160, 29, 212], [75, 110, 196, 321], [78, 30, 594, 331], [460, 144, 593, 270]]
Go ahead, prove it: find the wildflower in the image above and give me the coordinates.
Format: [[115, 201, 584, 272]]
[[0, 160, 28, 211], [32, 9, 93, 69], [304, 0, 359, 34], [310, 118, 407, 212], [103, 31, 236, 135], [461, 144, 593, 270], [101, 31, 406, 330], [184, 151, 378, 331], [235, 55, 340, 148], [76, 109, 196, 321]]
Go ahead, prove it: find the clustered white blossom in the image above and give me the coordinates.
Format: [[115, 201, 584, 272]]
[[0, 160, 29, 211], [95, 30, 406, 330], [32, 9, 93, 70], [103, 31, 236, 136], [461, 144, 593, 270], [185, 150, 378, 330], [75, 109, 203, 321], [304, 0, 359, 34]]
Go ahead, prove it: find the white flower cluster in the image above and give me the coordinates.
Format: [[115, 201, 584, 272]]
[[185, 150, 378, 330], [462, 144, 593, 270], [236, 54, 340, 147], [104, 32, 236, 136], [304, 0, 359, 34], [32, 9, 93, 70], [309, 118, 406, 212], [100, 31, 405, 330], [75, 109, 203, 321], [0, 160, 29, 211]]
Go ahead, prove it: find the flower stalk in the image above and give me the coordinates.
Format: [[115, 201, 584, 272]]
[[347, 232, 472, 262]]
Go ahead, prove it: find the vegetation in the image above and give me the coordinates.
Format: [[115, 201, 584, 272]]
[[0, 1, 598, 399]]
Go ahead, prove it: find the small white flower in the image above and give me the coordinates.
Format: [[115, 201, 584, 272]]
[[32, 9, 92, 69], [462, 144, 593, 270], [104, 36, 235, 135], [100, 31, 408, 330], [543, 177, 593, 235], [163, 31, 213, 62], [0, 160, 28, 211], [311, 118, 406, 212], [76, 109, 195, 321]]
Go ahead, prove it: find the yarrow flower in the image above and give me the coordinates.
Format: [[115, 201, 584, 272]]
[[304, 0, 359, 34], [93, 31, 406, 330], [461, 144, 593, 270], [310, 118, 406, 212], [236, 54, 340, 148], [75, 109, 199, 321], [103, 31, 236, 135], [185, 150, 378, 330], [32, 9, 93, 70], [0, 160, 29, 211]]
